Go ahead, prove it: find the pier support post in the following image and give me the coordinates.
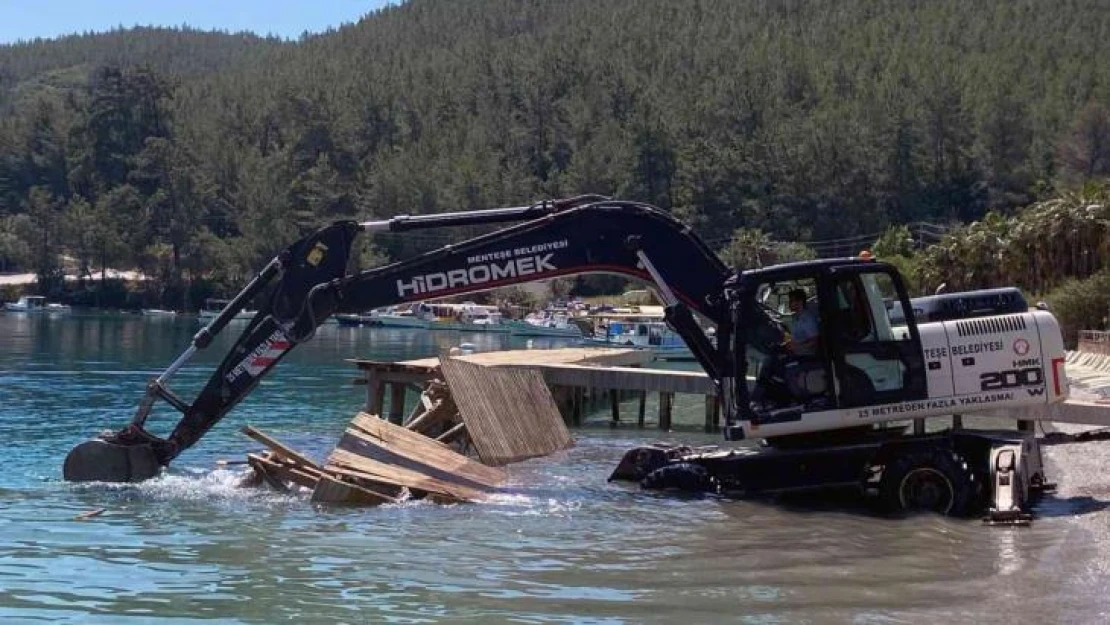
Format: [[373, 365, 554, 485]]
[[610, 390, 620, 427], [366, 372, 385, 416], [572, 387, 584, 426], [1018, 419, 1034, 432], [637, 391, 647, 428], [913, 418, 925, 435], [388, 383, 406, 425], [704, 394, 720, 433], [550, 386, 573, 425], [659, 392, 674, 431], [952, 414, 963, 429]]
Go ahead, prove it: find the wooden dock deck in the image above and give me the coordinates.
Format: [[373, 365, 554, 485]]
[[351, 347, 721, 431], [351, 346, 1110, 434]]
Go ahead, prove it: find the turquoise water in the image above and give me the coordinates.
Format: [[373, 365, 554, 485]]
[[2, 313, 1110, 624]]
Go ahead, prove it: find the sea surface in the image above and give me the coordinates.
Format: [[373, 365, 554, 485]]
[[1, 313, 1109, 624]]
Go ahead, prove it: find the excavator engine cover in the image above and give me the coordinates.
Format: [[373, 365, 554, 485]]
[[63, 439, 160, 483]]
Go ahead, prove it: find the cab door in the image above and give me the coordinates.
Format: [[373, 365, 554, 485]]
[[819, 265, 927, 408]]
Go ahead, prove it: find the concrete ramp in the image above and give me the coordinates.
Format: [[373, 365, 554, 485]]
[[440, 357, 574, 466]]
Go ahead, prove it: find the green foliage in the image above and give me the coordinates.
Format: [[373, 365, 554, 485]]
[[871, 225, 922, 292], [774, 242, 818, 265], [916, 183, 1110, 294], [0, 1, 1108, 309], [0, 215, 31, 271], [718, 228, 816, 271], [1045, 272, 1110, 348], [872, 226, 915, 259]]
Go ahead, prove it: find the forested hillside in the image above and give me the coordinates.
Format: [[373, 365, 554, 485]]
[[0, 0, 1108, 309]]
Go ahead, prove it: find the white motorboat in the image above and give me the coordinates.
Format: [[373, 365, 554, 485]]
[[142, 308, 177, 317], [373, 302, 512, 333], [197, 298, 257, 322], [507, 310, 583, 338], [3, 295, 70, 313], [372, 304, 434, 328], [582, 308, 697, 360]]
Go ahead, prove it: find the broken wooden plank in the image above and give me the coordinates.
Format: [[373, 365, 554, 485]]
[[326, 447, 478, 503], [404, 397, 459, 435], [404, 398, 426, 426], [310, 474, 397, 506], [436, 422, 467, 444], [439, 358, 573, 466], [247, 453, 320, 490], [420, 391, 436, 411], [321, 414, 507, 503], [247, 455, 290, 492], [74, 508, 106, 521], [240, 425, 322, 471], [323, 465, 407, 500], [347, 413, 507, 487]]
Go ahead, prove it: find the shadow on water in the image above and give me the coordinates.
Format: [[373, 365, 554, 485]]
[[761, 486, 1110, 522], [1033, 493, 1110, 518], [642, 483, 1110, 524]]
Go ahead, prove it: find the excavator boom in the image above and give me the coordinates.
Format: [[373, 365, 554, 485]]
[[63, 197, 731, 482]]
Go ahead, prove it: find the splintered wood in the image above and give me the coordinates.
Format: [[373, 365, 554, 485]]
[[440, 358, 573, 466], [240, 354, 575, 507], [240, 418, 498, 505], [327, 413, 507, 503], [240, 425, 401, 505]]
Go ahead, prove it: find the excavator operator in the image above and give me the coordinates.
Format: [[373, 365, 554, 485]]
[[785, 289, 819, 356]]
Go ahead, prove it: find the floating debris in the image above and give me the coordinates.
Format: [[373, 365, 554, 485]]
[[239, 354, 574, 505]]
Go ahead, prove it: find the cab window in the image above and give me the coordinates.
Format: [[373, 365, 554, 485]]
[[744, 277, 832, 415], [831, 270, 925, 406]]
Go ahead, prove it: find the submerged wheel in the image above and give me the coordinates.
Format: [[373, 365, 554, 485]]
[[641, 462, 716, 494], [878, 449, 976, 517]]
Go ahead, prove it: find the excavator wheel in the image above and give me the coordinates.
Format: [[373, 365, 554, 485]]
[[641, 462, 717, 494], [63, 439, 161, 483], [878, 449, 977, 517]]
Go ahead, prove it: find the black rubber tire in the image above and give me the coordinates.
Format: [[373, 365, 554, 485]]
[[641, 462, 716, 494], [878, 449, 977, 517]]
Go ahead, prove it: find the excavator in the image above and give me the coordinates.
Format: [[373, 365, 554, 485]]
[[63, 195, 1078, 519]]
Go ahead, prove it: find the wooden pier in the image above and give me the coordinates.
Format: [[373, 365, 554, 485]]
[[351, 346, 1110, 435], [351, 347, 722, 432]]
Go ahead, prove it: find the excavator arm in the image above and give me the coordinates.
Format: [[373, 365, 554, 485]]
[[63, 197, 734, 482]]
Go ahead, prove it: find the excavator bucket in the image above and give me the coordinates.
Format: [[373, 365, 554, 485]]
[[63, 439, 161, 483]]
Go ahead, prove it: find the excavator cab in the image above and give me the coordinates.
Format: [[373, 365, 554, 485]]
[[726, 258, 928, 438]]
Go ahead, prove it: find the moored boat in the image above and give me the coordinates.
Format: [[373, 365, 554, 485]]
[[581, 308, 697, 360], [197, 298, 257, 322], [373, 302, 512, 333], [506, 309, 584, 338], [335, 313, 383, 327], [3, 295, 70, 313]]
